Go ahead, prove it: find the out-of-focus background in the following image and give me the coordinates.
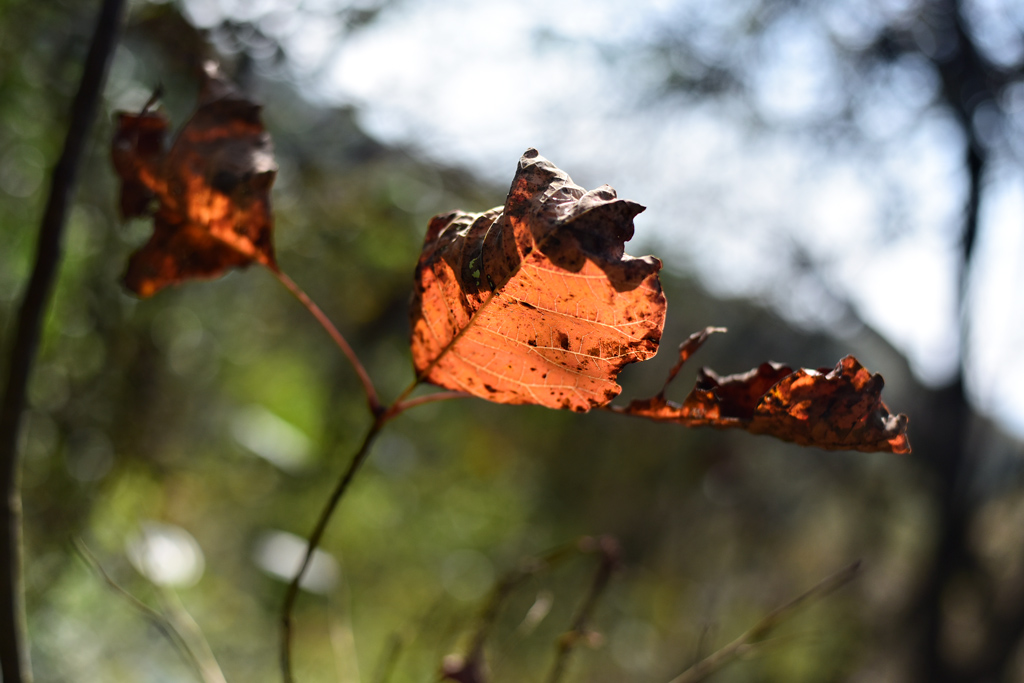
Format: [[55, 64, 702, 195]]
[[2, 0, 1024, 681]]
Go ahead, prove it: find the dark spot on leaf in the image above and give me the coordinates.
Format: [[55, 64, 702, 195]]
[[211, 170, 239, 194], [557, 332, 570, 350]]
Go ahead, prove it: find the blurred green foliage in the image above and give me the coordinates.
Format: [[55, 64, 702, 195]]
[[3, 2, 1013, 682]]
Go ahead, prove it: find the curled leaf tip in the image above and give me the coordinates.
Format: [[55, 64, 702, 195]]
[[658, 326, 729, 394]]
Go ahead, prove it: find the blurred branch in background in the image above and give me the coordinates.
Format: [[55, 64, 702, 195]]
[[73, 539, 227, 683], [544, 536, 620, 683], [0, 0, 125, 679], [668, 560, 862, 683], [441, 536, 619, 683]]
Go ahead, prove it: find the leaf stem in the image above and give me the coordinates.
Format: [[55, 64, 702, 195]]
[[389, 378, 422, 411], [269, 267, 382, 416], [666, 560, 862, 683], [389, 391, 471, 416]]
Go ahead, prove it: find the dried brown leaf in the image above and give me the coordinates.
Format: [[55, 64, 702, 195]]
[[617, 332, 911, 453], [409, 149, 667, 412], [658, 326, 728, 394], [112, 62, 277, 297]]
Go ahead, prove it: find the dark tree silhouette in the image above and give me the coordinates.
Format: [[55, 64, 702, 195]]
[[645, 0, 1024, 678]]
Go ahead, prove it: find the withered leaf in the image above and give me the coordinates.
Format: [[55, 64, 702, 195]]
[[617, 332, 911, 453], [112, 62, 277, 297], [658, 326, 727, 393], [410, 149, 667, 412]]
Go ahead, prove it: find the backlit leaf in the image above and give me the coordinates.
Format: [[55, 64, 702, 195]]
[[616, 332, 911, 453], [410, 149, 667, 412]]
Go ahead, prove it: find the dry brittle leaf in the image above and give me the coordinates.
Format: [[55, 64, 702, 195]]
[[658, 326, 728, 393], [616, 331, 911, 453], [112, 62, 277, 297], [409, 149, 667, 412]]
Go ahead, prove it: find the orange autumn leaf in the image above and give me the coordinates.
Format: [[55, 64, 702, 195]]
[[111, 62, 277, 297], [616, 329, 911, 453], [410, 149, 667, 412]]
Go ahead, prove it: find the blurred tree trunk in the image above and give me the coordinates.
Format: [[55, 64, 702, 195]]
[[909, 2, 1021, 679]]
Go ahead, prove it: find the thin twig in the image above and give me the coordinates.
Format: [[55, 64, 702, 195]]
[[441, 539, 586, 683], [269, 268, 382, 416], [280, 422, 382, 683], [276, 315, 467, 682], [73, 540, 220, 683], [667, 560, 862, 683], [0, 0, 126, 679], [471, 541, 583, 659], [159, 589, 229, 683], [279, 369, 463, 682], [544, 536, 621, 683]]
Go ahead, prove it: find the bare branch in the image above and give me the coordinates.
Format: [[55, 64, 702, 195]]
[[544, 536, 621, 683]]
